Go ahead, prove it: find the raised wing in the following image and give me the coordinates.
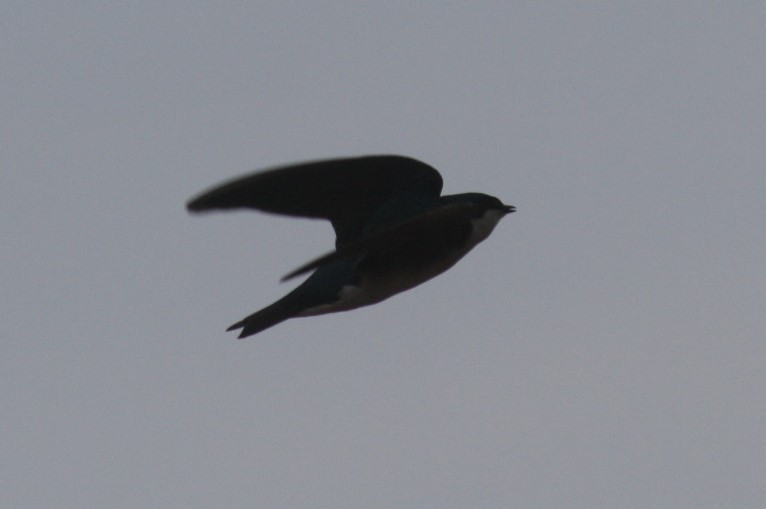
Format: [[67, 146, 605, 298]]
[[186, 155, 443, 246]]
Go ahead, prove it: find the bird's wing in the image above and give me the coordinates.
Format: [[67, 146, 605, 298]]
[[280, 202, 479, 281], [186, 155, 443, 246]]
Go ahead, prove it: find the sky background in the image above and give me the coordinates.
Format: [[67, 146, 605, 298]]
[[3, 2, 765, 508]]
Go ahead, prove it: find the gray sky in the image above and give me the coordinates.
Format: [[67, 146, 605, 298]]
[[3, 2, 765, 508]]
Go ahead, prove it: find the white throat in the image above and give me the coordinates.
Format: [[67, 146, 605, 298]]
[[466, 208, 506, 248]]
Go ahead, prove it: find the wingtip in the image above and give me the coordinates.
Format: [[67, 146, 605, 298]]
[[185, 196, 207, 213], [280, 268, 303, 282]]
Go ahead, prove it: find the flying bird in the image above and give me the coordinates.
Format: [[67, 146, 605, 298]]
[[187, 155, 515, 338]]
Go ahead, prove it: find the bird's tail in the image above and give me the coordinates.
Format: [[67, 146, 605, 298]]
[[226, 297, 300, 339]]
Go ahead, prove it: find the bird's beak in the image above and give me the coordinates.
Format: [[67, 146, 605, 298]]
[[503, 204, 516, 214]]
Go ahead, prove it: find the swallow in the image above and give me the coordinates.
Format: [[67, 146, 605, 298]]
[[187, 155, 515, 338]]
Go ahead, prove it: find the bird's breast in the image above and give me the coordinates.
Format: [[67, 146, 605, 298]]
[[301, 208, 505, 317]]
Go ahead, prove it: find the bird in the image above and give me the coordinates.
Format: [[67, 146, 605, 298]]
[[187, 155, 515, 338]]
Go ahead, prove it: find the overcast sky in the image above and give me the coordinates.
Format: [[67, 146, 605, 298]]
[[3, 2, 765, 508]]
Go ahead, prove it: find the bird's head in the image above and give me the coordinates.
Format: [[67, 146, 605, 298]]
[[444, 192, 515, 215]]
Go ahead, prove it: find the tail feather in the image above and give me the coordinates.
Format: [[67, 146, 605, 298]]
[[226, 259, 353, 338], [227, 299, 298, 339]]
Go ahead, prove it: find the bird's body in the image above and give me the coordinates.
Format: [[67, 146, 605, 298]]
[[187, 155, 514, 338]]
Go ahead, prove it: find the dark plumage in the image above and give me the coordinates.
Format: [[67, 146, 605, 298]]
[[187, 155, 514, 338]]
